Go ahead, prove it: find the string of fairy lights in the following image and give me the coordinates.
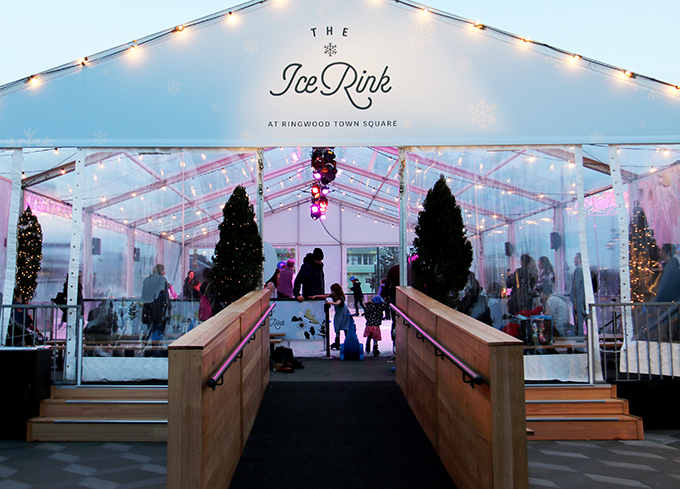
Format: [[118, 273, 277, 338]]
[[2, 0, 679, 96]]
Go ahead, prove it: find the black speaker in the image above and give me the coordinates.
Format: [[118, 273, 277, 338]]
[[133, 247, 141, 262], [550, 232, 562, 250], [504, 242, 514, 257], [92, 237, 101, 255]]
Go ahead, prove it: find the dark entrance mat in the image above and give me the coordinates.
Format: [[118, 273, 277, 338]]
[[230, 381, 457, 489]]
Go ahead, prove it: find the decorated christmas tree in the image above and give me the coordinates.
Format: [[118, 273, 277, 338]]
[[16, 206, 43, 301], [412, 175, 473, 308], [210, 186, 264, 307], [629, 200, 658, 302]]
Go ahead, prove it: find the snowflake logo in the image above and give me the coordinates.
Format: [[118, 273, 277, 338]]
[[469, 99, 497, 128], [639, 121, 647, 128], [244, 39, 258, 54], [590, 131, 605, 143], [93, 131, 108, 144], [408, 21, 435, 49], [167, 80, 181, 96], [543, 57, 561, 69], [5, 129, 52, 147], [317, 6, 324, 13], [401, 118, 413, 130], [241, 129, 253, 141], [102, 68, 110, 76], [646, 90, 660, 100], [324, 43, 337, 57], [456, 56, 471, 72], [212, 104, 219, 112]]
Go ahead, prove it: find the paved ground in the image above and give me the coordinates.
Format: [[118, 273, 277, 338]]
[[3, 350, 680, 488]]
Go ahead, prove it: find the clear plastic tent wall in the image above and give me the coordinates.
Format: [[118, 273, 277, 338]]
[[1, 143, 678, 382]]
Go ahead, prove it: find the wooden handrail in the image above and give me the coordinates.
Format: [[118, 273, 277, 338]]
[[391, 303, 484, 387], [206, 303, 275, 390]]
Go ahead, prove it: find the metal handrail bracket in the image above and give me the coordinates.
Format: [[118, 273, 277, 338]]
[[207, 303, 276, 390], [390, 303, 485, 387]]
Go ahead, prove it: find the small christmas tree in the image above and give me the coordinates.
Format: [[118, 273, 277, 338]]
[[16, 206, 43, 301], [629, 201, 658, 302], [210, 186, 264, 307], [412, 175, 473, 308]]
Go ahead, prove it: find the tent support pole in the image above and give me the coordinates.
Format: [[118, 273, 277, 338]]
[[257, 149, 265, 288], [398, 147, 407, 286]]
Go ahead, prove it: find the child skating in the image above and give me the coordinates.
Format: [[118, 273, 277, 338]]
[[363, 296, 386, 357], [328, 283, 353, 350]]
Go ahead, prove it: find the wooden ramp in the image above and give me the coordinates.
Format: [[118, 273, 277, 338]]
[[27, 386, 168, 442], [526, 384, 643, 440]]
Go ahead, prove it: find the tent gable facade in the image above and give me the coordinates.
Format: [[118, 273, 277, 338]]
[[1, 0, 679, 148]]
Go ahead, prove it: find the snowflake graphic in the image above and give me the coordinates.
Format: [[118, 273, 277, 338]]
[[4, 128, 52, 147], [543, 57, 561, 69], [408, 21, 435, 49], [456, 57, 471, 72], [244, 39, 258, 54], [469, 99, 497, 128], [102, 68, 110, 75], [241, 129, 253, 141], [401, 118, 413, 130], [167, 80, 181, 96], [590, 131, 605, 143], [93, 131, 108, 144], [639, 121, 647, 128], [212, 104, 220, 112], [317, 6, 324, 13], [324, 43, 337, 57], [646, 90, 660, 100]]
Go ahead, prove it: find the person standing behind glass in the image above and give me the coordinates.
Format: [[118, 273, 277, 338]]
[[653, 244, 680, 303], [183, 270, 200, 301], [570, 253, 586, 336], [277, 259, 296, 298], [142, 264, 171, 344]]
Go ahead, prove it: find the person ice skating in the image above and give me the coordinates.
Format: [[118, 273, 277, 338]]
[[350, 276, 365, 316], [363, 295, 386, 357], [327, 283, 353, 350]]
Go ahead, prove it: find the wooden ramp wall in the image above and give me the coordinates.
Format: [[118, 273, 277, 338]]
[[395, 287, 528, 489], [167, 289, 271, 489]]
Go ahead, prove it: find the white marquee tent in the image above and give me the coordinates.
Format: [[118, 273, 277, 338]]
[[1, 0, 679, 383]]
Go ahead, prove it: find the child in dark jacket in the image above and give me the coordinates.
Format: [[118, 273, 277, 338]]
[[363, 296, 385, 356]]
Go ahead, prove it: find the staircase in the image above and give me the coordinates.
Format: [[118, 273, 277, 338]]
[[525, 384, 644, 440], [27, 386, 168, 442]]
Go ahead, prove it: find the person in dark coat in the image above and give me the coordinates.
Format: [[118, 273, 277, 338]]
[[350, 277, 366, 316], [293, 248, 326, 301], [653, 244, 680, 303]]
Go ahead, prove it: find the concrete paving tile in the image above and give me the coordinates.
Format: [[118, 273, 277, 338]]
[[0, 479, 33, 489], [48, 452, 80, 463], [599, 460, 658, 471], [78, 477, 119, 489], [63, 464, 97, 477], [0, 466, 18, 478], [583, 473, 650, 487], [100, 444, 131, 453], [529, 477, 559, 487]]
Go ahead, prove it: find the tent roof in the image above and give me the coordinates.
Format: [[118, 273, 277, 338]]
[[2, 0, 679, 243]]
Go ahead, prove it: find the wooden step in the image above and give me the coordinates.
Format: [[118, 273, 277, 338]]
[[39, 398, 168, 418], [524, 384, 644, 440], [526, 414, 643, 440], [28, 385, 169, 442], [526, 398, 628, 416], [50, 385, 167, 400], [27, 416, 167, 442], [525, 384, 617, 401]]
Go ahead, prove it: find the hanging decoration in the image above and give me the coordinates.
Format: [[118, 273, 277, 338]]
[[310, 147, 336, 220]]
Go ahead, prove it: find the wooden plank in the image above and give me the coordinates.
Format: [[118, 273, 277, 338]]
[[168, 348, 203, 489], [27, 419, 167, 442], [527, 415, 644, 440], [490, 344, 528, 489], [50, 386, 168, 400], [39, 399, 168, 418], [526, 399, 628, 416]]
